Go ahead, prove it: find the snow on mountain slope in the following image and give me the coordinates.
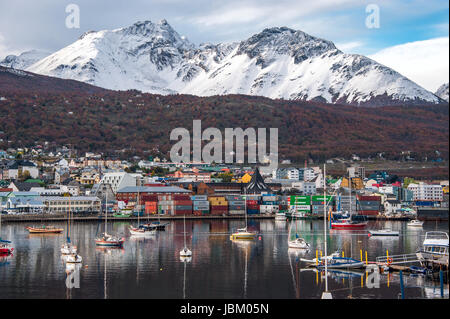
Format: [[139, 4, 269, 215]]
[[0, 50, 51, 70], [27, 21, 441, 106], [435, 83, 449, 102]]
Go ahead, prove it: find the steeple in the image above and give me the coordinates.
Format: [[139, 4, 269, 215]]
[[245, 167, 271, 194]]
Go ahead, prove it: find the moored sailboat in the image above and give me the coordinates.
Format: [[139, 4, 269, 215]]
[[95, 191, 125, 247], [179, 214, 192, 257], [230, 188, 257, 241]]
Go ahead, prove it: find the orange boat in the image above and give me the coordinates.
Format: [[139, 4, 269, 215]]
[[26, 226, 64, 234]]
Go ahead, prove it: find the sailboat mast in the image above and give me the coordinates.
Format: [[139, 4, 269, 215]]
[[183, 214, 186, 249], [323, 164, 328, 293], [349, 171, 352, 217], [105, 189, 108, 235], [68, 196, 71, 242], [244, 187, 247, 229]]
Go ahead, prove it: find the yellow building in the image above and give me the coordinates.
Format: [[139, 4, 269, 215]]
[[235, 173, 252, 183], [341, 177, 364, 190], [443, 186, 449, 194]]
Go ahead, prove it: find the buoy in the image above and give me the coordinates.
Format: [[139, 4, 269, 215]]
[[258, 236, 262, 240]]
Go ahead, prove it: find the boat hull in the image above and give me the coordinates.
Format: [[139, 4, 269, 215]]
[[26, 226, 64, 234], [331, 223, 367, 230], [0, 248, 13, 255], [95, 239, 124, 247], [129, 227, 156, 237], [230, 232, 256, 241]]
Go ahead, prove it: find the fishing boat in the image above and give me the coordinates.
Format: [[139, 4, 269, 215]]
[[61, 198, 77, 255], [230, 188, 257, 241], [0, 210, 13, 255], [144, 220, 169, 230], [180, 214, 192, 257], [407, 219, 424, 227], [95, 192, 125, 247], [368, 228, 399, 237], [114, 209, 132, 218], [331, 174, 367, 230], [26, 226, 64, 233], [416, 231, 448, 268]]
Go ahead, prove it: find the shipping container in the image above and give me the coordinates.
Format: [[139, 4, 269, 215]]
[[174, 200, 193, 206], [358, 196, 381, 201], [173, 194, 191, 201], [229, 200, 245, 206], [229, 210, 245, 215], [225, 195, 244, 201], [191, 195, 208, 201]]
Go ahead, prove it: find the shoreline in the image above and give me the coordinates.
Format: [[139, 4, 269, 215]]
[[1, 214, 445, 223]]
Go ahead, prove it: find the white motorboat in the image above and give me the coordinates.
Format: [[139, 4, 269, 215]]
[[407, 219, 424, 227], [416, 231, 449, 267], [369, 228, 399, 237], [275, 212, 286, 221], [288, 237, 310, 249]]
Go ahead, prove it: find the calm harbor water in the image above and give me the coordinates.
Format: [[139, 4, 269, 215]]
[[0, 218, 448, 299]]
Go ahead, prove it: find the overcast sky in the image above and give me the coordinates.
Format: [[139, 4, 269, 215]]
[[0, 0, 448, 91]]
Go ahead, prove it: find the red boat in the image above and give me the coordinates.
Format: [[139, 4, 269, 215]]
[[0, 244, 13, 255], [331, 218, 367, 229]]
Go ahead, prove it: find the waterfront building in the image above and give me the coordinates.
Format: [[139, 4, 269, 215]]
[[99, 171, 137, 193], [41, 196, 101, 213], [407, 182, 443, 201]]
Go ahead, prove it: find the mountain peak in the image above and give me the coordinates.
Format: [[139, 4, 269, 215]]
[[237, 26, 337, 66]]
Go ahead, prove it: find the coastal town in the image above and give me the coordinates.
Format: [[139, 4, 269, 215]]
[[0, 145, 448, 221]]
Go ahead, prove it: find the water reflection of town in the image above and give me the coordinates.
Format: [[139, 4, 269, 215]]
[[1, 219, 447, 298]]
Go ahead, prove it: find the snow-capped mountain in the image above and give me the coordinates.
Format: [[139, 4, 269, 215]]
[[435, 83, 449, 102], [0, 50, 51, 70], [26, 20, 442, 106]]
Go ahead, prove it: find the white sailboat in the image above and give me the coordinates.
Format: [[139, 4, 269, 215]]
[[179, 214, 192, 257], [129, 188, 156, 237], [288, 220, 309, 249], [61, 197, 77, 255], [96, 191, 125, 247]]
